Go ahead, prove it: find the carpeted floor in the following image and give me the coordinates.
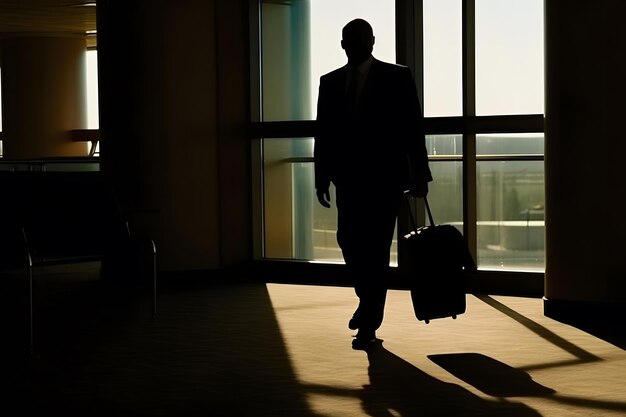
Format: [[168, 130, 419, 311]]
[[1, 262, 625, 416]]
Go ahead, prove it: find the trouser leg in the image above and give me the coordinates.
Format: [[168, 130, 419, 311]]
[[352, 264, 388, 331], [336, 188, 400, 332]]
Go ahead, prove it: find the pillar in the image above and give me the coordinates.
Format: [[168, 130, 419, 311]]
[[544, 0, 626, 318], [97, 0, 251, 272], [1, 36, 88, 158]]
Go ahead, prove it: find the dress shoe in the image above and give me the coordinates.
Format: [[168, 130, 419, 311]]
[[351, 330, 380, 350], [348, 315, 360, 330]]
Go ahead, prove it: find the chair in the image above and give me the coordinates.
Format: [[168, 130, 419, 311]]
[[0, 173, 35, 355], [6, 171, 157, 356]]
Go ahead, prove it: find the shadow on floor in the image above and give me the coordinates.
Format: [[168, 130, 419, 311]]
[[303, 344, 544, 417], [2, 265, 624, 417], [1, 265, 322, 416], [428, 352, 556, 397], [362, 344, 544, 417], [554, 318, 626, 351]]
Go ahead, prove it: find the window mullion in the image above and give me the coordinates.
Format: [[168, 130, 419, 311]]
[[395, 0, 424, 105], [463, 0, 478, 262]]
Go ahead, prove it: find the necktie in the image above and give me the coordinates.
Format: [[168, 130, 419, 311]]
[[347, 66, 358, 111]]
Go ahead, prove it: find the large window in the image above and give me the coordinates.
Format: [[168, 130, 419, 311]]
[[86, 49, 99, 130], [253, 0, 545, 274], [0, 68, 3, 157], [85, 49, 100, 157]]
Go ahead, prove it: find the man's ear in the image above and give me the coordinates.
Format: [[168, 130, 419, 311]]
[[341, 39, 346, 50], [372, 36, 376, 46]]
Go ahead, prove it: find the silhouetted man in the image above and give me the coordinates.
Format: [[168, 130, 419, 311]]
[[314, 18, 432, 350]]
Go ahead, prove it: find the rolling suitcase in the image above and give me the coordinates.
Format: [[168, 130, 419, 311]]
[[403, 195, 476, 323]]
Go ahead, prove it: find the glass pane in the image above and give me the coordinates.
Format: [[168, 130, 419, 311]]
[[261, 0, 395, 121], [475, 0, 544, 116], [262, 137, 398, 265], [423, 0, 462, 117], [262, 138, 313, 259], [477, 133, 544, 156], [428, 161, 464, 228], [86, 50, 99, 129], [425, 135, 464, 231], [476, 134, 545, 271], [0, 68, 3, 132], [426, 134, 463, 157]]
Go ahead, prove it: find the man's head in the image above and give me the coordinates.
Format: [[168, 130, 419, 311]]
[[341, 18, 375, 66]]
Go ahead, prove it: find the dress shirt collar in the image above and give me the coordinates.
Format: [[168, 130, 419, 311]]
[[348, 55, 374, 78], [359, 55, 374, 77]]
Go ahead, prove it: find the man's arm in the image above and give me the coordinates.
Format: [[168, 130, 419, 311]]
[[314, 76, 332, 208]]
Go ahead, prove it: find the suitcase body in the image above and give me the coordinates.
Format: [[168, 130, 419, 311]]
[[403, 197, 476, 323]]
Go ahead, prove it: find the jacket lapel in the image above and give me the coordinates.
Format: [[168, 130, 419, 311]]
[[355, 59, 379, 114]]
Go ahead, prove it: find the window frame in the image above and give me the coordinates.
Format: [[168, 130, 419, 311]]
[[249, 0, 545, 292]]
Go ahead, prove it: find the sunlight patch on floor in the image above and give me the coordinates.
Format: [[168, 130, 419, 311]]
[[266, 283, 626, 417]]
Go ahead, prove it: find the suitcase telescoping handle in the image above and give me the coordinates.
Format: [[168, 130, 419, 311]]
[[404, 193, 435, 231]]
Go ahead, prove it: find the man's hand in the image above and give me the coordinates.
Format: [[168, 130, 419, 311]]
[[316, 187, 331, 208], [408, 181, 429, 198]]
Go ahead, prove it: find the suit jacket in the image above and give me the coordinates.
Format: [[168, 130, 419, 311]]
[[314, 58, 432, 193]]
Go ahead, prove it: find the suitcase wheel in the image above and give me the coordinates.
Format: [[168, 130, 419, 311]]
[[425, 319, 430, 324], [452, 315, 457, 319]]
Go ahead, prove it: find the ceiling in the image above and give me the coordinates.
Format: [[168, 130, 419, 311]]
[[0, 0, 97, 47]]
